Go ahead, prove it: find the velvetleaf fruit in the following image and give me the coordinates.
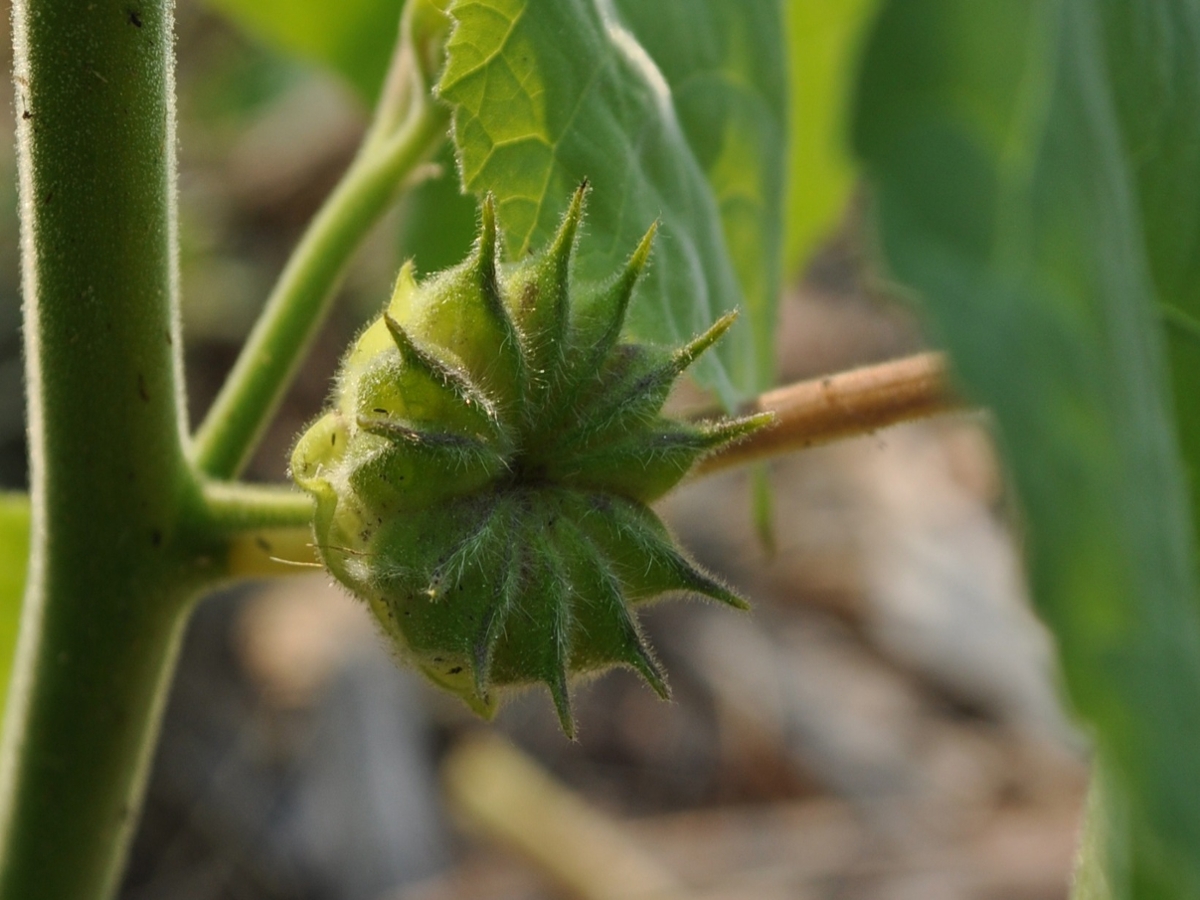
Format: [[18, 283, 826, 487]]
[[290, 186, 772, 736]]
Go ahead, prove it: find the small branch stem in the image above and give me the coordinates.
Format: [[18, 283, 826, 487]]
[[693, 351, 959, 476], [201, 481, 314, 532], [191, 96, 448, 479], [199, 482, 317, 578]]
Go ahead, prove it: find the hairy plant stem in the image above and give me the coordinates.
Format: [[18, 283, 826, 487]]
[[192, 81, 448, 480], [0, 2, 209, 896]]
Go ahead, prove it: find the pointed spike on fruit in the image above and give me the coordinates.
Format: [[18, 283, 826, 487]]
[[382, 313, 451, 380], [628, 219, 658, 279], [472, 552, 519, 701], [584, 535, 672, 700], [383, 313, 499, 421], [378, 260, 420, 327], [596, 221, 658, 348], [696, 411, 776, 451], [626, 638, 670, 700], [571, 220, 659, 383], [473, 195, 528, 392], [384, 312, 449, 372], [614, 222, 658, 306], [472, 647, 491, 705], [474, 193, 510, 316], [472, 608, 498, 703], [673, 557, 750, 610], [383, 311, 417, 354], [631, 522, 749, 609], [548, 668, 576, 739], [672, 309, 739, 374], [355, 414, 458, 446], [519, 183, 587, 392], [613, 220, 659, 312], [355, 415, 501, 471], [548, 180, 588, 264], [422, 661, 499, 719], [613, 504, 750, 611], [389, 260, 418, 304], [534, 547, 577, 739], [476, 698, 499, 721], [603, 310, 738, 415], [478, 192, 499, 277], [472, 642, 488, 700], [589, 308, 737, 424]]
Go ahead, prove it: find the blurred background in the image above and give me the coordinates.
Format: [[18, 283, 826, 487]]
[[0, 2, 1090, 897]]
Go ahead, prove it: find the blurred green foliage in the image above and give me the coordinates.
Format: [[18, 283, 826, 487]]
[[854, 1, 1200, 895], [198, 0, 480, 312], [203, 0, 403, 100], [783, 0, 877, 278]]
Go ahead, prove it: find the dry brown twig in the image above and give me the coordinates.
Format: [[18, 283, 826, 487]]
[[694, 351, 959, 477]]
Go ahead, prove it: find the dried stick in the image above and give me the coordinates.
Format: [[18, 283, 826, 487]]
[[443, 735, 694, 900], [694, 351, 960, 477]]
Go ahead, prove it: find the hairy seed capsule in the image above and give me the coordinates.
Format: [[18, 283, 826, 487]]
[[291, 187, 771, 736]]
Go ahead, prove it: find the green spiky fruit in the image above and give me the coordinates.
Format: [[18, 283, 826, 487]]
[[291, 187, 770, 735]]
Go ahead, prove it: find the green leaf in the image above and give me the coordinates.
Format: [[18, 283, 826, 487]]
[[439, 0, 787, 405], [0, 495, 29, 723], [853, 1, 1200, 894], [396, 146, 479, 275], [1114, 3, 1200, 577], [204, 0, 405, 100], [783, 0, 879, 277]]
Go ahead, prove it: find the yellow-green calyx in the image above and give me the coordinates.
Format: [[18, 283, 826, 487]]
[[291, 187, 770, 735]]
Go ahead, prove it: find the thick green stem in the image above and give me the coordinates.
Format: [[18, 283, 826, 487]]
[[191, 100, 448, 479], [0, 1, 213, 897]]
